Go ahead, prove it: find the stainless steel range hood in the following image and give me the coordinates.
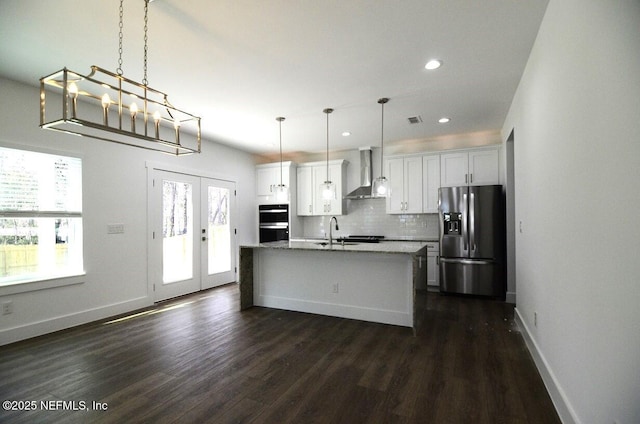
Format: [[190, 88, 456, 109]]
[[345, 147, 375, 199]]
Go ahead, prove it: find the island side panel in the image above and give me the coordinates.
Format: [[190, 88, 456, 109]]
[[412, 246, 428, 332], [253, 248, 413, 327], [239, 247, 254, 310]]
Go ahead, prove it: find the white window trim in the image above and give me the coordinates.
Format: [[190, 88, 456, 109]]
[[0, 141, 85, 295], [0, 272, 86, 295]]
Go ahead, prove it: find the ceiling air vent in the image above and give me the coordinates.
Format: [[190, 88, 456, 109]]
[[407, 116, 423, 124]]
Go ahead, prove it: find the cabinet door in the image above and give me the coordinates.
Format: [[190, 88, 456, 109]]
[[256, 167, 277, 197], [296, 166, 313, 216], [403, 156, 423, 213], [440, 152, 469, 187], [423, 155, 440, 213], [386, 158, 405, 214], [427, 254, 438, 287], [468, 149, 500, 185], [426, 243, 439, 287], [312, 165, 332, 215], [326, 163, 343, 215]]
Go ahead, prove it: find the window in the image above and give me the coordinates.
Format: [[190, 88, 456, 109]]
[[0, 146, 83, 286]]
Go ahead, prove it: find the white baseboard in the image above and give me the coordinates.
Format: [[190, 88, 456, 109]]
[[514, 307, 578, 424], [0, 296, 153, 346], [505, 291, 516, 304], [256, 295, 413, 327]]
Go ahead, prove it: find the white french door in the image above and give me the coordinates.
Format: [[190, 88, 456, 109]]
[[201, 177, 236, 289], [149, 169, 236, 302]]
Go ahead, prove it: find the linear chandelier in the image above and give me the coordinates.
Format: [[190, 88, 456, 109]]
[[39, 0, 201, 156]]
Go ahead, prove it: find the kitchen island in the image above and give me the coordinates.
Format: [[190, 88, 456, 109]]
[[239, 240, 428, 329]]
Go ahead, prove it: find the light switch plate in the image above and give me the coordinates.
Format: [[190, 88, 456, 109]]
[[107, 223, 125, 234]]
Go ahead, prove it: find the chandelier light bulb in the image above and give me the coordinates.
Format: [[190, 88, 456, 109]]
[[101, 93, 111, 108], [153, 111, 161, 139], [68, 82, 78, 98], [129, 102, 138, 132], [68, 82, 78, 117], [101, 93, 111, 126]]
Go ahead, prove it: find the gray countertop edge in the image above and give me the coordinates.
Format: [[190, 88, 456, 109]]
[[241, 240, 429, 255]]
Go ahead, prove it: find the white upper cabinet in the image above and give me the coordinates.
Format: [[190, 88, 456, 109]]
[[422, 154, 441, 213], [296, 166, 313, 216], [256, 162, 293, 204], [440, 148, 500, 187], [440, 151, 469, 187], [386, 156, 423, 214], [468, 149, 500, 186], [296, 160, 347, 216]]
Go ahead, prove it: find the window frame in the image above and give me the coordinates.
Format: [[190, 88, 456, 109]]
[[0, 142, 85, 295]]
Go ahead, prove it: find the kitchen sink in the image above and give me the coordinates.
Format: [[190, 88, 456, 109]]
[[315, 241, 359, 246]]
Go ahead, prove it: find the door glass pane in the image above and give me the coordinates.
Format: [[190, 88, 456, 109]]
[[162, 180, 193, 283], [207, 186, 230, 274]]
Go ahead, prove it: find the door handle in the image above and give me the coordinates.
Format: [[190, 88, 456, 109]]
[[469, 192, 475, 251], [462, 193, 468, 252]]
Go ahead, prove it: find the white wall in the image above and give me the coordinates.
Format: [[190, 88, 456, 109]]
[[502, 1, 640, 423], [0, 77, 258, 345]]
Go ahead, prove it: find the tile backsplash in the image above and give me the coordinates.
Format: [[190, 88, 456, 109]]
[[300, 198, 439, 240]]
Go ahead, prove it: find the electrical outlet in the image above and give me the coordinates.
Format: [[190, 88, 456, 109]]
[[534, 311, 537, 327], [332, 283, 339, 294], [2, 301, 13, 315], [519, 220, 524, 233]]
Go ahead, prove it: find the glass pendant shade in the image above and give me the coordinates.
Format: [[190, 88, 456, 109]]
[[373, 176, 390, 197], [321, 181, 336, 200], [274, 184, 289, 202]]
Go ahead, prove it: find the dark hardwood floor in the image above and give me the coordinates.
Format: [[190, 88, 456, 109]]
[[0, 284, 560, 424]]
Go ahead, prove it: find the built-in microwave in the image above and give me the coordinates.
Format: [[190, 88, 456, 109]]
[[258, 204, 289, 242]]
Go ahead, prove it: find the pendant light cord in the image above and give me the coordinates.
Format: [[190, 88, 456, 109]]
[[380, 101, 384, 177], [323, 108, 333, 181], [143, 0, 149, 86], [378, 98, 389, 179], [117, 0, 124, 75], [278, 117, 284, 186]]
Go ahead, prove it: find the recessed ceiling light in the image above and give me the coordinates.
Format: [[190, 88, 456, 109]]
[[425, 59, 442, 70], [438, 117, 451, 123], [341, 131, 351, 137]]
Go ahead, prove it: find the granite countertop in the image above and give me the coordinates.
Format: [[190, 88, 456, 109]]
[[243, 239, 428, 255]]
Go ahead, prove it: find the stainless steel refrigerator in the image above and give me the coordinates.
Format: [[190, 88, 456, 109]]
[[438, 185, 506, 297]]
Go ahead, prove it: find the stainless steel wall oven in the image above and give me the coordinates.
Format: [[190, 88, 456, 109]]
[[258, 204, 289, 242]]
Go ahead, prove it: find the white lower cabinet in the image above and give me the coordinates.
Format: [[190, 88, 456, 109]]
[[426, 242, 440, 288]]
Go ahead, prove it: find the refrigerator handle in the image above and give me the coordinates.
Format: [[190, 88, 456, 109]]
[[470, 192, 476, 251], [462, 193, 468, 252]]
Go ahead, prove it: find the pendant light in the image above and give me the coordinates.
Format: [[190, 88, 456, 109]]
[[274, 116, 289, 202], [372, 97, 390, 197], [320, 108, 336, 200]]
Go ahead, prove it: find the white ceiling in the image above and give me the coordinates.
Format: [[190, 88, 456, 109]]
[[0, 0, 548, 156]]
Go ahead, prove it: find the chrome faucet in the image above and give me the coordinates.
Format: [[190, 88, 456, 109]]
[[329, 216, 339, 247]]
